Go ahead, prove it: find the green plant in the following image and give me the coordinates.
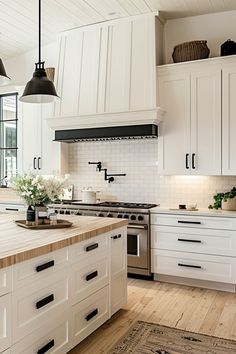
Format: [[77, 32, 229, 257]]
[[209, 187, 236, 209]]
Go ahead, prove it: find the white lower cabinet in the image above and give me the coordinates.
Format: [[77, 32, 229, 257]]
[[72, 286, 109, 347], [0, 294, 11, 353], [151, 213, 236, 289], [0, 226, 127, 353], [11, 313, 71, 354]]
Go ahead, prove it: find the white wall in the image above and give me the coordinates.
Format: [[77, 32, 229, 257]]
[[164, 10, 236, 64], [4, 41, 57, 86]]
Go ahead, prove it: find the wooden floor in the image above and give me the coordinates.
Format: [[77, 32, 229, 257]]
[[70, 278, 236, 353]]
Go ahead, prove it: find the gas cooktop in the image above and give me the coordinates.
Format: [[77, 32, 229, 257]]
[[53, 200, 157, 209]]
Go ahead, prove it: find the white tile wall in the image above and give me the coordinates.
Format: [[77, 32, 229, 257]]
[[68, 140, 236, 208]]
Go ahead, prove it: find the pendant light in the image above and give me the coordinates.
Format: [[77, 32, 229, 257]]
[[0, 58, 11, 86], [20, 0, 59, 103]]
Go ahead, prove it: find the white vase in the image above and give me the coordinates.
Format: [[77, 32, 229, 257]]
[[221, 197, 236, 211]]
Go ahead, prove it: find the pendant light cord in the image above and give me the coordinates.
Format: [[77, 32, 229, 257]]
[[38, 0, 41, 64]]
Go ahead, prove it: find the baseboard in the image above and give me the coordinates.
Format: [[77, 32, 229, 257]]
[[154, 274, 236, 293]]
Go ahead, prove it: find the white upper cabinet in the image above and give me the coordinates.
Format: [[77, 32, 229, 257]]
[[222, 64, 236, 175], [18, 101, 67, 175], [158, 72, 191, 175], [190, 68, 221, 175], [54, 13, 161, 119], [157, 62, 222, 175]]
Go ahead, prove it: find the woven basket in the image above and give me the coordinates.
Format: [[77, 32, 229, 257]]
[[172, 40, 210, 63]]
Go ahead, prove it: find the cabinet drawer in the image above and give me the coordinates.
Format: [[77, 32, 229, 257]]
[[72, 286, 109, 347], [12, 270, 69, 342], [11, 314, 71, 354], [151, 214, 236, 230], [0, 294, 11, 353], [152, 225, 236, 257], [70, 254, 109, 304], [13, 248, 69, 290], [0, 267, 12, 297], [70, 234, 108, 263], [152, 249, 236, 284]]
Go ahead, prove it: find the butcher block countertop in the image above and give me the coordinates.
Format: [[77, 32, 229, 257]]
[[0, 214, 128, 269]]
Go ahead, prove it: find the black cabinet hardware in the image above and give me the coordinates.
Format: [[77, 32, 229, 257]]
[[33, 157, 37, 170], [178, 220, 201, 225], [185, 153, 190, 169], [111, 234, 122, 240], [6, 208, 19, 211], [178, 238, 202, 243], [86, 243, 98, 252], [38, 157, 41, 170], [192, 153, 196, 169], [86, 308, 98, 321], [178, 263, 202, 269], [36, 294, 54, 309], [86, 270, 98, 281], [37, 339, 55, 354], [36, 260, 55, 273]]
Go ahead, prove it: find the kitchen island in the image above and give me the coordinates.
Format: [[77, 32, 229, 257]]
[[0, 214, 128, 353]]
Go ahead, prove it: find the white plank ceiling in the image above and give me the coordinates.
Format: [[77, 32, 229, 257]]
[[0, 0, 236, 59]]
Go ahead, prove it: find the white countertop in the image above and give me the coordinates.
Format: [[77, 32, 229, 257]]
[[151, 206, 236, 218]]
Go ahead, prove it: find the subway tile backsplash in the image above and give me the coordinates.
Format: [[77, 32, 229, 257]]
[[68, 140, 236, 208]]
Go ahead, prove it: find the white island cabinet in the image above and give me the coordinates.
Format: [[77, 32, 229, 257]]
[[151, 210, 236, 292], [0, 215, 127, 353]]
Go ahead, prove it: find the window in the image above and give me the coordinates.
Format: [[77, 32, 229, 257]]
[[0, 93, 18, 181]]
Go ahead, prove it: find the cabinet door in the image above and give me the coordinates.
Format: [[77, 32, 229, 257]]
[[157, 72, 191, 175], [40, 104, 62, 175], [110, 228, 127, 316], [190, 68, 221, 175], [106, 21, 132, 113], [222, 64, 236, 175], [130, 15, 156, 110], [0, 294, 11, 353], [19, 102, 41, 173]]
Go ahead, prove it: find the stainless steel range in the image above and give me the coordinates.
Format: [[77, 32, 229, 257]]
[[52, 201, 157, 276]]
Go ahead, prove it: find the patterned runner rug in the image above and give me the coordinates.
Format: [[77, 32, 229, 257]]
[[110, 321, 236, 353]]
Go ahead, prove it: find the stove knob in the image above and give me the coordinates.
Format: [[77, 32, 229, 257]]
[[59, 210, 64, 214], [98, 213, 104, 217], [107, 213, 113, 217], [55, 210, 59, 214], [138, 215, 144, 221], [124, 214, 129, 219], [65, 210, 70, 215], [130, 215, 136, 221], [117, 214, 123, 218]]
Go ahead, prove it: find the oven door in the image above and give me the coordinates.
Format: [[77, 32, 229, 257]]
[[127, 224, 149, 270]]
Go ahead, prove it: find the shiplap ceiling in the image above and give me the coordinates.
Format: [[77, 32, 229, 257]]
[[0, 0, 236, 59]]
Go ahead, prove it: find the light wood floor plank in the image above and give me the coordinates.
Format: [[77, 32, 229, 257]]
[[69, 279, 236, 354]]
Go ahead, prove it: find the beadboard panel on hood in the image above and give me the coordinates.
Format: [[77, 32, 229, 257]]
[[68, 140, 236, 208], [52, 13, 163, 130]]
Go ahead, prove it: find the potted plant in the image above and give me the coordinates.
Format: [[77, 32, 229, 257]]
[[209, 187, 236, 210]]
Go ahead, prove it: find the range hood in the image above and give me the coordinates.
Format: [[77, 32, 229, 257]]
[[54, 124, 158, 142]]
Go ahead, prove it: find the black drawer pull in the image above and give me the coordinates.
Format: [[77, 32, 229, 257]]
[[37, 339, 55, 354], [111, 234, 122, 240], [192, 153, 196, 169], [178, 238, 202, 243], [36, 260, 55, 272], [86, 308, 98, 321], [178, 263, 202, 269], [178, 221, 201, 225], [5, 208, 19, 211], [185, 153, 190, 169], [86, 243, 98, 252], [86, 270, 98, 281], [36, 294, 54, 309]]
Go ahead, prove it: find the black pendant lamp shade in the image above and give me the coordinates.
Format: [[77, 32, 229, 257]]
[[20, 0, 59, 103], [0, 58, 11, 85]]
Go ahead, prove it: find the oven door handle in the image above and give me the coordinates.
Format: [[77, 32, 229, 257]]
[[128, 225, 148, 230]]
